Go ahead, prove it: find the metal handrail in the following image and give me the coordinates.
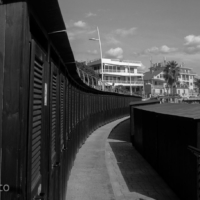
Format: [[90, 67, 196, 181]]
[[188, 145, 200, 157], [103, 80, 144, 84]]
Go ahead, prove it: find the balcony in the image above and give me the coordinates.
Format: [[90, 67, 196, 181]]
[[105, 79, 144, 85], [103, 69, 136, 73], [181, 78, 189, 81]]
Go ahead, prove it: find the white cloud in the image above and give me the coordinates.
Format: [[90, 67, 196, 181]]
[[184, 35, 200, 46], [105, 47, 123, 59], [86, 12, 97, 17], [74, 21, 87, 28], [146, 46, 159, 54], [145, 45, 177, 54], [114, 27, 137, 37], [160, 45, 177, 53], [184, 35, 200, 54]]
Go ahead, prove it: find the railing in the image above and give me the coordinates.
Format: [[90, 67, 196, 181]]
[[182, 78, 189, 81], [104, 80, 144, 84], [152, 85, 164, 89], [103, 69, 144, 75], [103, 69, 136, 73]]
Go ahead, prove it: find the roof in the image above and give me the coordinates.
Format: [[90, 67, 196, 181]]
[[135, 103, 200, 120], [143, 68, 164, 80], [3, 0, 75, 67], [3, 0, 66, 34], [87, 58, 142, 67], [151, 78, 165, 82]]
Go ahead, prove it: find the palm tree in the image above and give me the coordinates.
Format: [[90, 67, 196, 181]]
[[163, 61, 180, 96]]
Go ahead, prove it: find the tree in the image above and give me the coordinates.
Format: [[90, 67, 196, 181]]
[[163, 61, 180, 96], [194, 78, 200, 94]]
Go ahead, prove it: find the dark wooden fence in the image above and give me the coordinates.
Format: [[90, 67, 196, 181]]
[[132, 103, 200, 200], [0, 1, 141, 200]]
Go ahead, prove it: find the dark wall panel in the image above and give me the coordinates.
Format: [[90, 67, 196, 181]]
[[133, 105, 199, 200], [0, 6, 6, 194], [2, 2, 30, 200]]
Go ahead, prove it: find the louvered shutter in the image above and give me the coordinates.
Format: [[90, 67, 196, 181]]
[[72, 87, 74, 129], [65, 80, 69, 141], [31, 56, 43, 193], [51, 66, 57, 166], [28, 41, 46, 198], [68, 85, 71, 135], [60, 76, 64, 149]]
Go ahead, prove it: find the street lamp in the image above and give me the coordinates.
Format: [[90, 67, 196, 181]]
[[128, 66, 132, 95], [89, 27, 104, 91]]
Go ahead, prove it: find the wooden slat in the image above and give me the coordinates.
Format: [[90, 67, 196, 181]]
[[32, 151, 40, 164], [32, 136, 41, 146], [32, 125, 41, 134], [32, 140, 41, 152], [34, 82, 42, 89], [32, 146, 41, 158], [31, 174, 41, 192], [32, 120, 41, 128], [33, 88, 42, 94], [33, 99, 42, 104], [33, 110, 42, 116], [33, 115, 42, 122]]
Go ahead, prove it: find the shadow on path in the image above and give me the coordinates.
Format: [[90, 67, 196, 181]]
[[108, 118, 179, 200]]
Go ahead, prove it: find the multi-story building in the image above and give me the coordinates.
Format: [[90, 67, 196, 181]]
[[87, 58, 144, 95], [144, 61, 198, 98]]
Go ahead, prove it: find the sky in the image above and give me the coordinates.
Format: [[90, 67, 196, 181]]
[[58, 0, 200, 74]]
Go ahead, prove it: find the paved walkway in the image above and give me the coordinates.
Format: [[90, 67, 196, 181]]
[[66, 117, 179, 200]]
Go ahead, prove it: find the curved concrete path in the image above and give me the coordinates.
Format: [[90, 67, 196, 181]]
[[66, 117, 179, 200]]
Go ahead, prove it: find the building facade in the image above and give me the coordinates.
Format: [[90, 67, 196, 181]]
[[144, 61, 198, 98], [87, 58, 144, 95]]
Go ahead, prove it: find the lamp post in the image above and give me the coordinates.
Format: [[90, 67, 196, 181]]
[[89, 27, 104, 91], [129, 66, 132, 95]]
